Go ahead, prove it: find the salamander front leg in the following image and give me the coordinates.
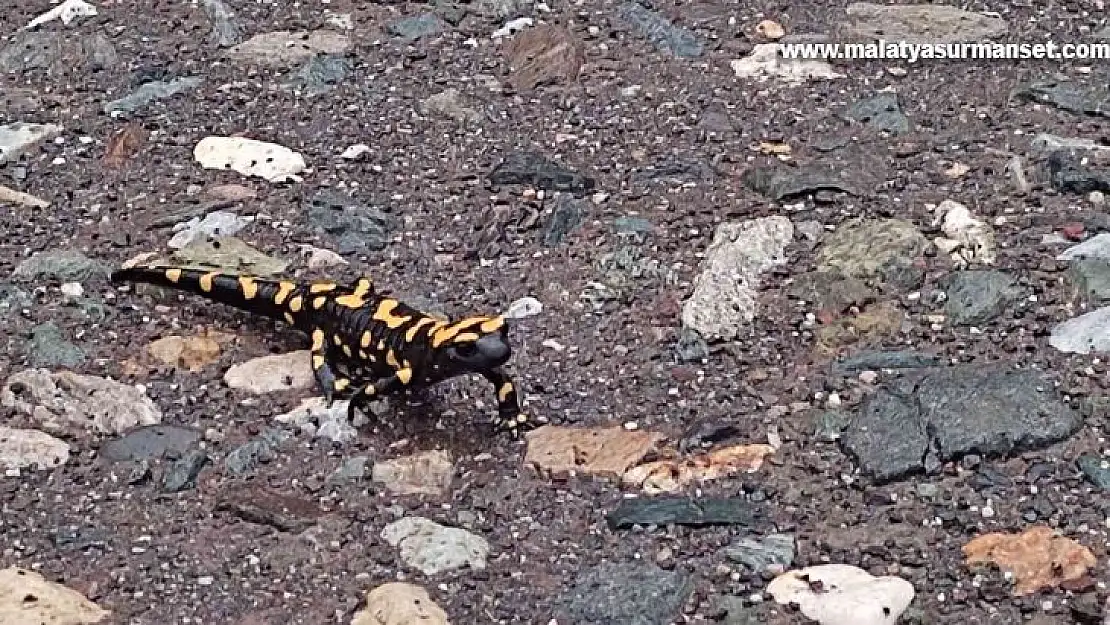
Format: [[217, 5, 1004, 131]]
[[481, 367, 533, 434]]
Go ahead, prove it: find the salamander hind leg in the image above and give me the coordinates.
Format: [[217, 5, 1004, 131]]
[[346, 368, 414, 425]]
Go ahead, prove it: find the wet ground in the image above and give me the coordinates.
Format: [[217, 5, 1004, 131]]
[[3, 0, 1110, 623]]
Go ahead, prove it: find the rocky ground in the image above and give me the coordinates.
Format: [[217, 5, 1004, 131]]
[[3, 0, 1110, 624]]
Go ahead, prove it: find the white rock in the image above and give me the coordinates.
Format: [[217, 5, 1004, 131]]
[[506, 296, 543, 319], [341, 144, 371, 160], [59, 282, 84, 301], [194, 136, 306, 183], [492, 17, 533, 39], [169, 211, 253, 249], [0, 369, 161, 436], [0, 122, 63, 166], [1049, 306, 1110, 355], [300, 245, 348, 270], [226, 30, 351, 68], [932, 199, 996, 267], [1057, 233, 1110, 262], [767, 564, 915, 625], [731, 44, 844, 84], [223, 350, 316, 394], [681, 216, 794, 341], [273, 396, 357, 444], [381, 516, 490, 576], [0, 427, 70, 470], [0, 184, 50, 208], [372, 450, 455, 496], [25, 0, 97, 29]]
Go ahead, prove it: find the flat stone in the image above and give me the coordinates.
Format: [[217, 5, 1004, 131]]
[[844, 94, 910, 135], [816, 218, 929, 287], [304, 190, 395, 255], [161, 449, 209, 493], [841, 364, 1082, 483], [725, 534, 796, 572], [1077, 453, 1110, 490], [830, 350, 942, 374], [168, 210, 253, 249], [223, 350, 315, 394], [103, 76, 202, 116], [372, 450, 454, 496], [226, 30, 351, 68], [0, 122, 63, 165], [943, 270, 1022, 326], [838, 2, 1008, 44], [28, 322, 85, 368], [11, 249, 109, 282], [381, 516, 490, 576], [224, 428, 290, 477], [553, 560, 694, 625], [1049, 306, 1110, 354], [1, 368, 161, 437], [616, 2, 704, 58], [489, 151, 595, 194], [353, 583, 448, 625], [1068, 259, 1110, 303], [100, 424, 203, 462], [0, 427, 70, 471], [1058, 233, 1110, 261]]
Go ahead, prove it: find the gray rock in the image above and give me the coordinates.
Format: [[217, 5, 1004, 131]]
[[845, 94, 910, 135], [1077, 453, 1110, 490], [1048, 150, 1110, 194], [680, 216, 794, 341], [741, 165, 862, 201], [100, 425, 203, 462], [1058, 233, 1110, 261], [673, 327, 709, 363], [543, 194, 586, 247], [725, 534, 796, 572], [788, 270, 876, 313], [381, 516, 490, 576], [201, 0, 244, 47], [304, 190, 394, 255], [288, 55, 350, 98], [103, 76, 202, 116], [0, 122, 64, 166], [554, 560, 694, 625], [606, 497, 765, 528], [0, 32, 60, 73], [224, 428, 290, 477], [1013, 82, 1110, 119], [0, 284, 31, 319], [387, 13, 448, 41], [1049, 306, 1110, 354], [420, 88, 480, 125], [28, 322, 85, 368], [616, 2, 704, 58], [168, 210, 252, 249], [12, 249, 110, 282], [161, 449, 209, 493], [830, 350, 942, 374], [813, 410, 851, 442], [1068, 259, 1110, 303], [943, 270, 1021, 326], [839, 2, 1008, 44], [841, 364, 1082, 483], [327, 456, 371, 486]]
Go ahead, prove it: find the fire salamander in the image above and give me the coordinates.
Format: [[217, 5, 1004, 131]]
[[110, 265, 534, 434]]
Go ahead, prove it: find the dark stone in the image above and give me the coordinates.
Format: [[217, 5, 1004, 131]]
[[788, 270, 876, 313], [304, 190, 395, 255], [741, 165, 861, 201], [841, 364, 1083, 483], [489, 151, 595, 194], [943, 270, 1022, 326], [553, 560, 694, 625], [1012, 81, 1110, 118], [607, 496, 764, 529], [724, 534, 795, 572], [631, 159, 718, 185], [673, 327, 709, 363], [28, 322, 85, 368], [1077, 453, 1110, 490], [813, 410, 851, 442], [288, 55, 350, 98], [224, 428, 290, 477], [387, 13, 448, 41], [1048, 150, 1110, 194], [616, 2, 704, 58], [543, 195, 586, 246], [215, 487, 324, 532], [101, 425, 203, 462], [830, 350, 942, 374], [53, 526, 109, 551], [161, 449, 209, 493], [1068, 259, 1110, 303], [844, 94, 911, 134]]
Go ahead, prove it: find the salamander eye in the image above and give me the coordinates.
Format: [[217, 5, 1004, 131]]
[[455, 343, 478, 358]]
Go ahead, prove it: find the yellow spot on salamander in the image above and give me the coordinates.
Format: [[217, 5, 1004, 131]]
[[312, 354, 325, 369], [334, 378, 350, 392], [498, 382, 514, 402], [372, 299, 412, 329], [405, 317, 437, 343], [334, 277, 373, 309], [309, 282, 337, 294], [312, 296, 327, 309], [358, 350, 369, 360], [397, 368, 413, 385], [238, 276, 259, 300], [342, 345, 352, 358], [311, 329, 325, 351], [360, 332, 372, 348], [288, 296, 303, 313], [198, 271, 219, 292], [274, 281, 296, 305], [479, 316, 505, 333], [386, 350, 400, 369], [453, 332, 480, 343], [333, 335, 343, 346], [165, 268, 182, 283], [284, 312, 295, 325]]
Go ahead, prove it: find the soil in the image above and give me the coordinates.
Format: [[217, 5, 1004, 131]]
[[2, 0, 1110, 624]]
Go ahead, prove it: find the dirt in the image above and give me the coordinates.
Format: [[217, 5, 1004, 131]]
[[2, 0, 1110, 623]]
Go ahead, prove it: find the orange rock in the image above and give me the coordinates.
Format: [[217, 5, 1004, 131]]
[[962, 525, 1097, 596], [524, 425, 665, 479]]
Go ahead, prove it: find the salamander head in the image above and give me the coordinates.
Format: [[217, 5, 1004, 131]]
[[433, 315, 512, 373]]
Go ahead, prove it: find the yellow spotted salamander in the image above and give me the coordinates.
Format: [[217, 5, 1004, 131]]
[[111, 265, 534, 434]]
